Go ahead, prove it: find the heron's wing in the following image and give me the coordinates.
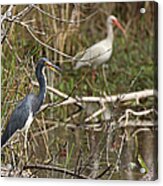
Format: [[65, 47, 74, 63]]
[[1, 95, 34, 147]]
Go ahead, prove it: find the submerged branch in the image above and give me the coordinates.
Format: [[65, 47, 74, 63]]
[[24, 164, 88, 179]]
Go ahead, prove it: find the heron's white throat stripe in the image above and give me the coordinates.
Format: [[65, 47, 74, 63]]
[[23, 112, 34, 131], [42, 67, 47, 101]]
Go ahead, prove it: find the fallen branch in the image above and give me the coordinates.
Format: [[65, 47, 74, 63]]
[[33, 82, 155, 106], [76, 89, 156, 103], [31, 81, 156, 123], [61, 89, 154, 105], [31, 80, 82, 111]]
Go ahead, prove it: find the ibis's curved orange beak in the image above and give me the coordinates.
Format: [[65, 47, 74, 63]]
[[113, 19, 126, 35]]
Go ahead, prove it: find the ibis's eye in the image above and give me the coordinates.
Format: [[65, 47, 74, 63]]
[[112, 19, 117, 24]]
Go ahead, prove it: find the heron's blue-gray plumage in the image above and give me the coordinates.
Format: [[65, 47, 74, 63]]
[[1, 58, 50, 147], [2, 95, 31, 146], [1, 93, 45, 147]]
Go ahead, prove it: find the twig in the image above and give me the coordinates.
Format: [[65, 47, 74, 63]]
[[3, 5, 33, 23], [108, 133, 126, 179], [12, 5, 33, 20], [1, 5, 14, 24], [131, 128, 151, 138], [32, 120, 113, 137], [32, 4, 98, 24], [23, 164, 88, 179], [1, 5, 33, 44], [118, 108, 154, 123], [117, 120, 157, 128], [128, 67, 143, 92], [84, 101, 106, 122], [5, 38, 22, 63], [95, 165, 111, 179], [1, 5, 14, 43], [14, 20, 74, 59]]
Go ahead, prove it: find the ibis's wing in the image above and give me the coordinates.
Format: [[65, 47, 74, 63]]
[[80, 41, 109, 63]]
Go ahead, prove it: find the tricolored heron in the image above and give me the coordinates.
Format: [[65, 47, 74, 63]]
[[1, 57, 61, 148]]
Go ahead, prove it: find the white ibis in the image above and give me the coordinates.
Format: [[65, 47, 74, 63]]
[[74, 15, 125, 72]]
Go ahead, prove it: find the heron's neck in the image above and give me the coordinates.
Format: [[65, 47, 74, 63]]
[[106, 23, 114, 43], [36, 67, 47, 104]]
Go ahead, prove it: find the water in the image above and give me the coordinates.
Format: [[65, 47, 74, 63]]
[[27, 113, 157, 180]]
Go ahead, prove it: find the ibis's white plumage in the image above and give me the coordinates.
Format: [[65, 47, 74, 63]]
[[74, 15, 125, 69]]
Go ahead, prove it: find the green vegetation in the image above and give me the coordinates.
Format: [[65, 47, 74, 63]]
[[1, 2, 157, 180]]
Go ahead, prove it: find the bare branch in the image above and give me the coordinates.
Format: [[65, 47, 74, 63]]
[[4, 5, 33, 22], [118, 108, 155, 123], [14, 20, 74, 59], [1, 5, 33, 44], [1, 5, 14, 43], [84, 101, 106, 122], [1, 5, 14, 24]]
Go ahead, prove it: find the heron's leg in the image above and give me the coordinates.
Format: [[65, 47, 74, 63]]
[[10, 141, 16, 169], [24, 128, 29, 161]]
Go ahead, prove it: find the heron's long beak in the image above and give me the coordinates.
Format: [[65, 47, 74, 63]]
[[114, 20, 126, 35], [45, 61, 62, 75]]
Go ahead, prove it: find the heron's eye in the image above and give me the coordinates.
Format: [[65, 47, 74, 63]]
[[45, 61, 51, 67]]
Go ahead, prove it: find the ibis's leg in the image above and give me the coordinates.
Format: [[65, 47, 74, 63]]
[[92, 69, 97, 81]]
